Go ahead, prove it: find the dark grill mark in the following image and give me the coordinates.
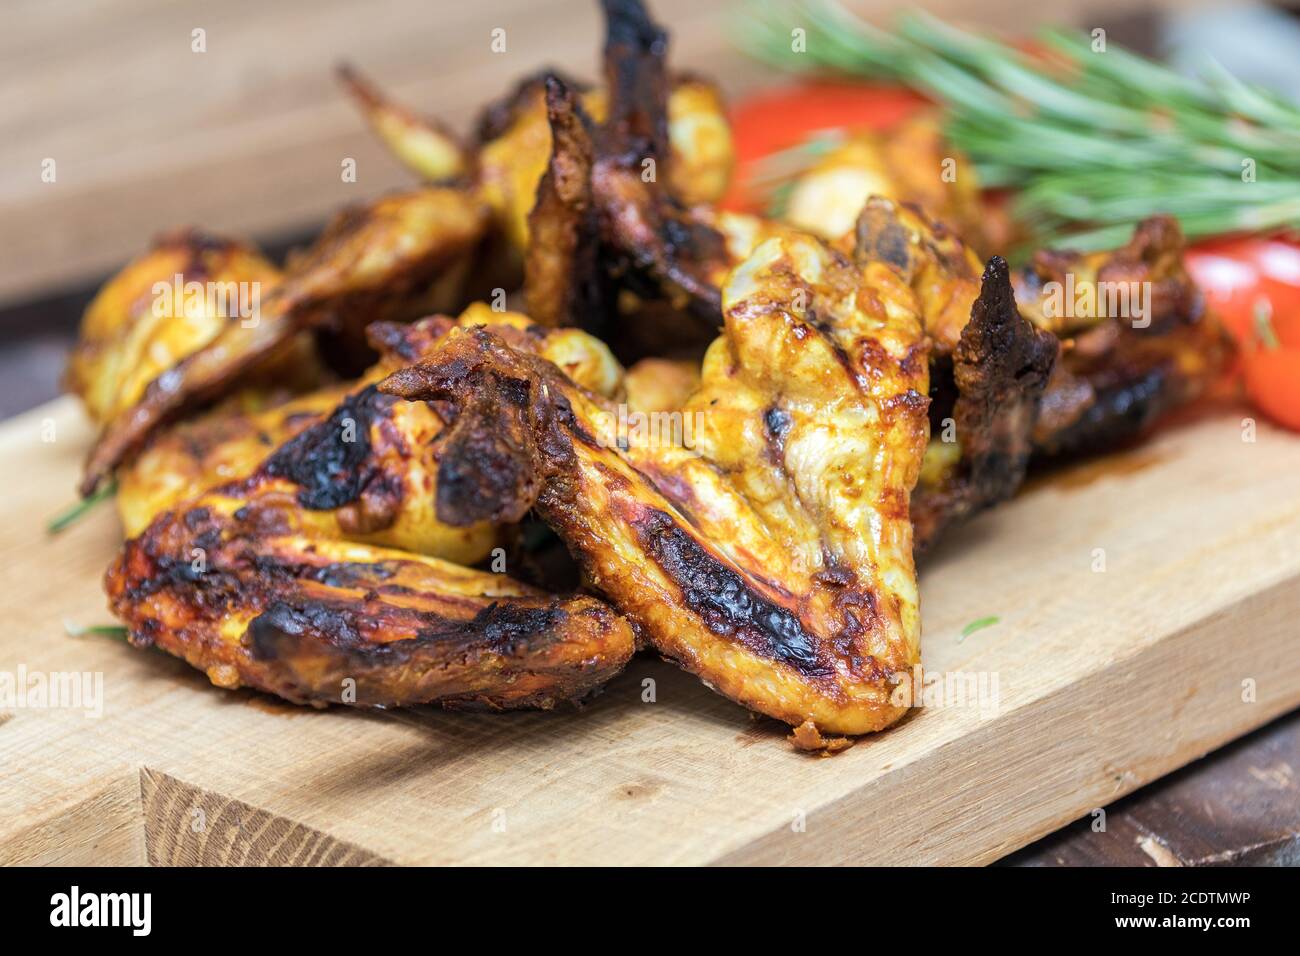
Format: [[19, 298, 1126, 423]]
[[247, 600, 363, 658], [264, 385, 394, 510], [451, 601, 565, 654], [763, 405, 792, 465], [634, 510, 829, 676], [246, 595, 567, 663]]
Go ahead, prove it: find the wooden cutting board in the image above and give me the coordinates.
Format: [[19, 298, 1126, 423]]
[[1, 395, 1297, 865]]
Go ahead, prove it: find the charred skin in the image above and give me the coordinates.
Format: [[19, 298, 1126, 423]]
[[852, 201, 1230, 549], [106, 498, 635, 709], [910, 258, 1057, 551], [384, 231, 930, 741], [850, 198, 1055, 551], [78, 0, 734, 499], [589, 0, 728, 325], [79, 188, 489, 497], [523, 77, 606, 328], [1021, 216, 1230, 456], [115, 309, 625, 561], [1033, 317, 1230, 457]]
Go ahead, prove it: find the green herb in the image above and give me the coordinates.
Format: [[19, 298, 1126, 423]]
[[46, 479, 117, 535], [64, 621, 130, 641], [958, 615, 1000, 641], [738, 1, 1300, 251]]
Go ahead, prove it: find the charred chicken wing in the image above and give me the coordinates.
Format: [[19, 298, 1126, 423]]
[[383, 229, 931, 742]]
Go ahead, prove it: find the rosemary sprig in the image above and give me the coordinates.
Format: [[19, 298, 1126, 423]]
[[738, 0, 1300, 250], [46, 479, 117, 535]]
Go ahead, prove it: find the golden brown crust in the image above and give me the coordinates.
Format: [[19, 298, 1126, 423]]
[[1020, 217, 1232, 456], [79, 189, 489, 497], [106, 498, 634, 709], [65, 230, 297, 427], [115, 310, 625, 561]]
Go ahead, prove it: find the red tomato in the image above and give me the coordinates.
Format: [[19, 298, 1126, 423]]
[[1187, 236, 1300, 432], [1243, 348, 1300, 432], [722, 82, 928, 211], [1186, 236, 1300, 346]]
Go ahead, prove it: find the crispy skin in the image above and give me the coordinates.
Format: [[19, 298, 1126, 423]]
[[80, 188, 489, 496], [523, 77, 605, 328], [1019, 216, 1230, 456], [1014, 216, 1200, 338], [1034, 318, 1229, 457], [851, 197, 986, 354], [589, 0, 728, 325], [65, 230, 317, 427], [849, 199, 1057, 550], [106, 496, 634, 709], [79, 2, 733, 497], [910, 258, 1056, 550], [116, 308, 625, 560], [512, 1, 739, 346], [384, 231, 931, 740]]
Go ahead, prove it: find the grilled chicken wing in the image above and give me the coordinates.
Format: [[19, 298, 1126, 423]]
[[75, 0, 732, 498], [340, 39, 731, 231], [782, 130, 1229, 459], [1018, 216, 1229, 457], [107, 492, 635, 709], [78, 188, 489, 496], [853, 198, 1057, 549], [107, 306, 636, 709], [65, 230, 317, 428], [117, 306, 624, 560], [383, 230, 931, 742]]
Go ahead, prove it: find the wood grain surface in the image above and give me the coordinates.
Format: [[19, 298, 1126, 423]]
[[1, 395, 1297, 865], [2, 0, 1194, 305]]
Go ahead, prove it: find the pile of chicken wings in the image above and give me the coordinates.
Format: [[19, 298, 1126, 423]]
[[67, 0, 1226, 749]]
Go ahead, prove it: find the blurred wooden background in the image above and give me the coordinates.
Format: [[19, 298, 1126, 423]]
[[0, 0, 1200, 307]]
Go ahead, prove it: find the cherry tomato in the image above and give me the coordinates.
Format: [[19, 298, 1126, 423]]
[[1187, 236, 1300, 432], [1242, 348, 1300, 432], [722, 82, 928, 210], [1186, 236, 1300, 346]]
